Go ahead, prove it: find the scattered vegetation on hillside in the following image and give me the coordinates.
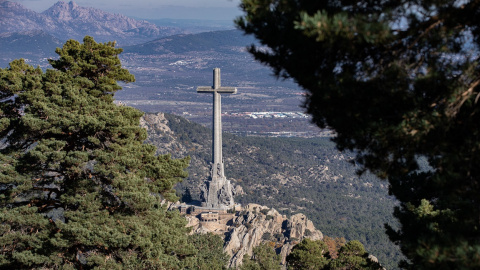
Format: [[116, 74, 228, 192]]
[[145, 113, 401, 269]]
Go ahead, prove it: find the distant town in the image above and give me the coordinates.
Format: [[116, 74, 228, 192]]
[[230, 111, 310, 119], [182, 111, 309, 119]]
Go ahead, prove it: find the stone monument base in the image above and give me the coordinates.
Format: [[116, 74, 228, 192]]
[[200, 177, 235, 209]]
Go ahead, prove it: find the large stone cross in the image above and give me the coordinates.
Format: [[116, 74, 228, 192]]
[[197, 68, 237, 209], [197, 68, 237, 180]]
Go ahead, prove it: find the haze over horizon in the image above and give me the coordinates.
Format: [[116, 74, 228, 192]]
[[9, 0, 242, 20]]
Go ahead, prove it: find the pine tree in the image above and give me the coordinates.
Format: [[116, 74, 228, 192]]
[[240, 243, 281, 270], [286, 238, 381, 270], [0, 36, 194, 269], [236, 0, 480, 268], [286, 238, 329, 270], [327, 240, 382, 270], [184, 233, 229, 270]]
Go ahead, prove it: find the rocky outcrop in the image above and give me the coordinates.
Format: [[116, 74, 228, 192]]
[[140, 113, 190, 158], [140, 112, 173, 135], [186, 203, 323, 268]]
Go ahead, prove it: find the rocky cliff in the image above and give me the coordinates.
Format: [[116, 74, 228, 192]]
[[182, 203, 323, 268]]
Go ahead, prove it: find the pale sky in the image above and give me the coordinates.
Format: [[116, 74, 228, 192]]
[[12, 0, 243, 20]]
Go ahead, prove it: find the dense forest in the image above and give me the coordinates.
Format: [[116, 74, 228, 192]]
[[144, 113, 402, 269]]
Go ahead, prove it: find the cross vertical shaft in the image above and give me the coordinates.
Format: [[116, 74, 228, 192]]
[[213, 90, 223, 175], [212, 68, 224, 178]]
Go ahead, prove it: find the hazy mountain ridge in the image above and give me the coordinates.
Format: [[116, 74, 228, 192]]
[[123, 29, 257, 55], [0, 30, 63, 68], [0, 1, 48, 32], [144, 18, 236, 34], [0, 30, 62, 55], [0, 1, 183, 46]]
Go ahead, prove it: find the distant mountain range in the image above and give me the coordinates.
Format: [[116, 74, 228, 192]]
[[0, 1, 249, 69], [0, 1, 183, 46]]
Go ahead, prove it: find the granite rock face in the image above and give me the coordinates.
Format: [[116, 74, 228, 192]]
[[187, 203, 323, 268], [140, 113, 190, 158]]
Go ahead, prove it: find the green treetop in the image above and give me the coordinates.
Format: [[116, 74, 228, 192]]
[[287, 238, 329, 270], [49, 36, 134, 100], [241, 243, 282, 270], [237, 0, 480, 268], [0, 37, 193, 269], [185, 233, 229, 270], [327, 240, 382, 270], [286, 239, 381, 270]]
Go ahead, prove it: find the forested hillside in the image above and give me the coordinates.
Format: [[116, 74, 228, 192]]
[[142, 113, 402, 269], [123, 30, 257, 55]]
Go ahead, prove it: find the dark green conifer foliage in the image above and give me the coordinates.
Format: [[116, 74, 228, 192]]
[[287, 238, 329, 270], [286, 239, 380, 270], [237, 0, 480, 268], [327, 240, 382, 270], [240, 243, 281, 270], [184, 233, 229, 270], [0, 37, 193, 269]]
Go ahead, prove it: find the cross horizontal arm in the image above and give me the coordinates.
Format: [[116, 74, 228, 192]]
[[197, 86, 237, 94]]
